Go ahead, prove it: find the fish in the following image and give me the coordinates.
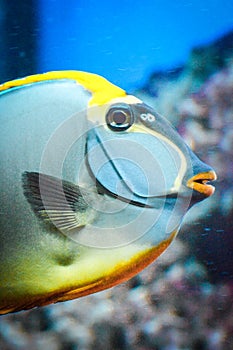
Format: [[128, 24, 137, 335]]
[[0, 71, 216, 314]]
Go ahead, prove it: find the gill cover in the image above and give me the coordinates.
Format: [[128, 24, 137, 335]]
[[87, 103, 187, 205]]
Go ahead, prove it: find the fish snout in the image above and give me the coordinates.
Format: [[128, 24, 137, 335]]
[[186, 170, 217, 197]]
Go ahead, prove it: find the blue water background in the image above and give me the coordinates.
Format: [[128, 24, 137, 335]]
[[38, 0, 233, 91]]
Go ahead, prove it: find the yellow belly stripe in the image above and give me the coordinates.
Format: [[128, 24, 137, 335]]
[[58, 230, 177, 302], [0, 230, 177, 315]]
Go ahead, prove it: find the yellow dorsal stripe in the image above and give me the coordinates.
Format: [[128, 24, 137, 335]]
[[0, 70, 126, 106]]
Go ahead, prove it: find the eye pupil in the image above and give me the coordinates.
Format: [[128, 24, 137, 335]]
[[112, 110, 127, 125], [106, 104, 134, 132]]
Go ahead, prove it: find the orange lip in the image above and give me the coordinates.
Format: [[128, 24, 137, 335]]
[[186, 171, 217, 197]]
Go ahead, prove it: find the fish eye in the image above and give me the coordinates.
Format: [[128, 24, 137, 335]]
[[106, 104, 134, 131]]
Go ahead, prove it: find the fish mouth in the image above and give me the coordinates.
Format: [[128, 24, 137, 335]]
[[186, 171, 217, 197]]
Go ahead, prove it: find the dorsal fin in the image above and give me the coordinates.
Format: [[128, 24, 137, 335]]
[[0, 71, 126, 106]]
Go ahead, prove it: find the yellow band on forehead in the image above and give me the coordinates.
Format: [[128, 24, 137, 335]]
[[0, 70, 127, 106]]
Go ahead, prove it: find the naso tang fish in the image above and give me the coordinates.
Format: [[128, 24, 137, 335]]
[[0, 71, 216, 314]]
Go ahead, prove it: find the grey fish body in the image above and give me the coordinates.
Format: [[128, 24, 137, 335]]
[[0, 72, 216, 314], [0, 81, 90, 311]]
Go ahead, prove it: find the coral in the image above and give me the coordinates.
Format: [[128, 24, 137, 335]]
[[137, 31, 233, 219], [178, 62, 233, 215]]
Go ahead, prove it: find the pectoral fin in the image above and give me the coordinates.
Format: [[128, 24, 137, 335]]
[[22, 172, 98, 231]]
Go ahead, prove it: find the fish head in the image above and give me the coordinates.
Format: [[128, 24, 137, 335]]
[[86, 95, 216, 210]]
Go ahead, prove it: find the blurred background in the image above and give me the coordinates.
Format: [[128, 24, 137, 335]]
[[1, 0, 233, 89], [0, 1, 233, 349]]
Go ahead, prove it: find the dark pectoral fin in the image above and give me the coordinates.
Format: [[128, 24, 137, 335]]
[[22, 172, 98, 230]]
